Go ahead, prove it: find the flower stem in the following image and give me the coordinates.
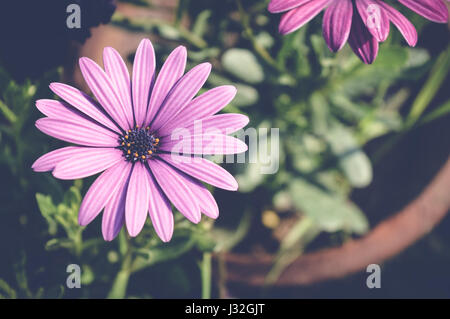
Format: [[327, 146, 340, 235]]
[[235, 0, 283, 73], [107, 233, 133, 299], [0, 99, 17, 124], [404, 46, 450, 129], [201, 252, 212, 299], [373, 46, 450, 163]]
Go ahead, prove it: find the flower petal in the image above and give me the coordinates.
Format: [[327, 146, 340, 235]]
[[132, 39, 156, 127], [103, 47, 134, 127], [102, 171, 131, 241], [158, 153, 238, 191], [32, 147, 86, 172], [49, 82, 121, 133], [348, 12, 379, 64], [145, 46, 187, 127], [78, 161, 131, 226], [149, 159, 201, 224], [35, 118, 118, 147], [162, 114, 249, 138], [279, 0, 331, 35], [160, 134, 248, 155], [323, 0, 353, 52], [151, 63, 212, 131], [125, 163, 150, 237], [177, 173, 219, 219], [53, 148, 123, 180], [398, 0, 449, 23], [36, 99, 117, 134], [79, 57, 131, 130], [157, 85, 237, 137], [145, 169, 174, 242], [356, 0, 390, 42], [377, 1, 418, 46], [36, 99, 76, 119], [268, 0, 313, 13]]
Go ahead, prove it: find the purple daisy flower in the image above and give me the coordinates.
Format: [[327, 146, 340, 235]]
[[32, 39, 248, 242], [268, 0, 449, 64]]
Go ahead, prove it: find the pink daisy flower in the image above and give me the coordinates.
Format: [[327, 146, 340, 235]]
[[32, 39, 248, 242], [268, 0, 449, 64]]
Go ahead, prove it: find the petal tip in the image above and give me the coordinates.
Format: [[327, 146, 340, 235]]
[[79, 57, 94, 70], [48, 82, 60, 91], [159, 233, 172, 243], [226, 84, 238, 97], [102, 232, 116, 242], [241, 114, 250, 127], [78, 216, 89, 227], [31, 161, 40, 172], [127, 230, 139, 238], [201, 62, 212, 72]]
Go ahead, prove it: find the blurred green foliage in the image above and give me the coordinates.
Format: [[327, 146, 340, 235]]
[[0, 0, 448, 298]]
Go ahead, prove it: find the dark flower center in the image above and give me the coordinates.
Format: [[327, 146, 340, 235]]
[[117, 126, 160, 163]]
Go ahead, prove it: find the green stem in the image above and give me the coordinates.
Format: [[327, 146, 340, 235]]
[[405, 47, 450, 129], [201, 252, 212, 299], [107, 269, 131, 299], [0, 99, 17, 124], [73, 231, 83, 259], [107, 235, 133, 299], [236, 0, 283, 72], [373, 47, 450, 163], [265, 217, 319, 286]]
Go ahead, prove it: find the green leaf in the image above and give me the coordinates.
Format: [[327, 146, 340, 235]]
[[36, 193, 56, 216], [45, 238, 74, 251], [132, 238, 196, 273], [233, 83, 259, 107], [192, 10, 211, 38], [222, 49, 264, 84], [81, 264, 94, 286], [156, 24, 181, 40], [63, 185, 82, 212], [254, 32, 274, 49], [420, 100, 450, 125], [36, 193, 58, 235], [289, 179, 369, 234], [325, 126, 373, 188], [405, 48, 450, 128], [0, 279, 17, 299]]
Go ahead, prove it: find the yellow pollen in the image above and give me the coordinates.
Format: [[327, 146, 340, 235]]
[[125, 135, 129, 139], [148, 150, 153, 154], [134, 152, 138, 157], [141, 155, 146, 160], [128, 129, 131, 133], [127, 143, 131, 147], [121, 142, 125, 146], [127, 150, 131, 155]]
